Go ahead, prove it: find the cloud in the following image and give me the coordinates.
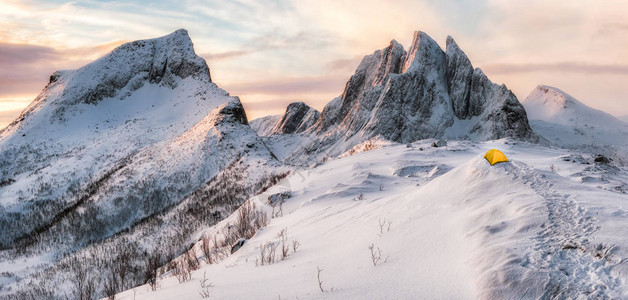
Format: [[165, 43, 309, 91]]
[[597, 22, 628, 36], [325, 56, 363, 73], [0, 43, 57, 65], [222, 75, 347, 95], [1, 0, 628, 119], [201, 50, 252, 61], [482, 62, 628, 75], [240, 98, 296, 112], [0, 41, 122, 97], [0, 108, 23, 129]]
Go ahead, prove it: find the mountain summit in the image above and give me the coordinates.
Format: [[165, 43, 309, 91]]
[[270, 30, 537, 163], [0, 29, 281, 257], [523, 85, 628, 163]]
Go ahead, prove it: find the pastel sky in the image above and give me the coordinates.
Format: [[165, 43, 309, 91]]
[[1, 0, 627, 128]]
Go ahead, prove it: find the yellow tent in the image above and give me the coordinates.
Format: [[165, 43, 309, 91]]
[[484, 149, 509, 166]]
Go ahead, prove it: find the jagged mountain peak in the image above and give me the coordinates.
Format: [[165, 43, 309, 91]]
[[402, 30, 444, 74], [273, 101, 319, 134], [283, 29, 536, 164], [445, 35, 474, 119], [86, 29, 205, 87], [1, 29, 216, 139], [522, 85, 627, 162], [50, 28, 210, 109], [0, 29, 283, 282]]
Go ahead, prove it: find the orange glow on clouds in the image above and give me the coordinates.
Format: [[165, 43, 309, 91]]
[[0, 0, 627, 129]]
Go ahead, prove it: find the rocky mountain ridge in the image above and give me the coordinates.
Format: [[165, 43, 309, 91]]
[[250, 102, 320, 136], [252, 31, 537, 164]]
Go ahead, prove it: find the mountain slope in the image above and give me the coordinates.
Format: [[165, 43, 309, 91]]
[[0, 29, 286, 298], [250, 115, 281, 136], [523, 85, 628, 164], [116, 140, 628, 299]]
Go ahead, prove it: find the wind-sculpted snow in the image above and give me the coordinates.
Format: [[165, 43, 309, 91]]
[[113, 141, 628, 299]]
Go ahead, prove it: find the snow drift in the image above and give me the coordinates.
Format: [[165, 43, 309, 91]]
[[116, 141, 628, 299]]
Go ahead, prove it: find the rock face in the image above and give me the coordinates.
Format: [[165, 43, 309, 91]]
[[282, 30, 536, 163], [250, 102, 320, 136], [445, 36, 473, 119], [273, 102, 320, 134], [313, 40, 406, 133], [309, 31, 535, 144]]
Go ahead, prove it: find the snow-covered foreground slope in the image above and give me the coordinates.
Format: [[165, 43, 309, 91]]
[[118, 140, 628, 299], [523, 85, 628, 164]]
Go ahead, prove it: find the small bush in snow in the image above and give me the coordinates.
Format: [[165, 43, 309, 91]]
[[316, 266, 326, 293], [201, 234, 214, 264], [378, 218, 392, 235], [70, 257, 96, 300], [173, 260, 191, 283], [368, 243, 388, 266], [184, 246, 200, 271], [255, 229, 300, 266], [199, 271, 213, 298], [144, 251, 163, 291], [103, 268, 118, 300], [279, 229, 289, 260]]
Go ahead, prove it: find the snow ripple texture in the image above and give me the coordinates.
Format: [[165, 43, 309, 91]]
[[510, 162, 623, 299]]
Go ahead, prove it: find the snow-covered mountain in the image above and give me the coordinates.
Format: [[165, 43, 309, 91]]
[[250, 115, 281, 136], [523, 85, 628, 164], [2, 28, 627, 300], [0, 29, 287, 298], [264, 31, 537, 164]]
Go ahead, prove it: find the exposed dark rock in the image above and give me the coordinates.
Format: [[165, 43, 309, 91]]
[[285, 30, 537, 164], [445, 36, 473, 119], [231, 238, 247, 254], [594, 155, 611, 164], [273, 102, 320, 134], [314, 40, 406, 133], [432, 140, 447, 147]]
